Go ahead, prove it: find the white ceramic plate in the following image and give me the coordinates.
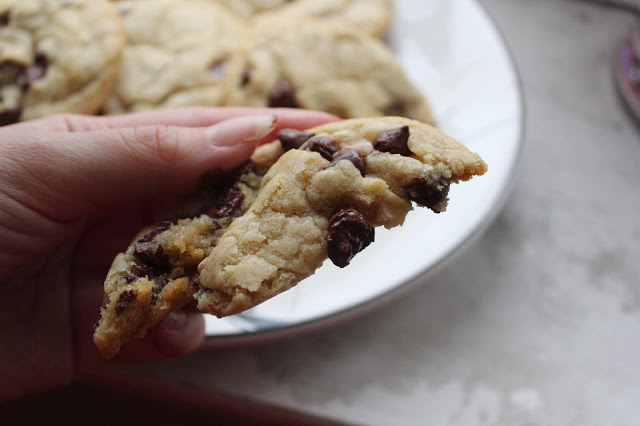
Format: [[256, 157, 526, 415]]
[[202, 0, 523, 347]]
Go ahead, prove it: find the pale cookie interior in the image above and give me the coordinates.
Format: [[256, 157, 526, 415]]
[[196, 117, 487, 317]]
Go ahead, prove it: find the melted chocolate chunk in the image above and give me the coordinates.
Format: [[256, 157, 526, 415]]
[[0, 11, 10, 26], [406, 175, 451, 210], [124, 264, 150, 283], [134, 222, 172, 267], [0, 106, 21, 126], [327, 209, 375, 268], [130, 264, 149, 277], [372, 126, 412, 157], [240, 67, 252, 87], [236, 159, 256, 176], [133, 241, 167, 267], [138, 221, 172, 243], [115, 289, 138, 315], [199, 162, 254, 219], [268, 79, 298, 108], [325, 148, 366, 176], [301, 135, 340, 161], [278, 128, 315, 151], [208, 184, 243, 219]]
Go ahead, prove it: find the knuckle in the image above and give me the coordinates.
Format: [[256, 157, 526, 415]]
[[125, 125, 183, 165], [49, 113, 83, 132]]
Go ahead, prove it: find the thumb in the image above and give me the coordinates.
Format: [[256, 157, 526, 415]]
[[0, 114, 276, 222]]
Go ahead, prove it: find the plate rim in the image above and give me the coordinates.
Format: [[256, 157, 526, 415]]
[[201, 0, 526, 349]]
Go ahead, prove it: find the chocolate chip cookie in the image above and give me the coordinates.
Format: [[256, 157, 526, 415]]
[[259, 0, 393, 38], [0, 0, 124, 125], [94, 117, 486, 357], [220, 0, 393, 38], [93, 141, 283, 359], [223, 17, 433, 124], [103, 0, 246, 114], [196, 117, 487, 317]]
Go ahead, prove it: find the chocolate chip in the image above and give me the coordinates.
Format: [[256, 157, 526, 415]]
[[131, 264, 148, 277], [240, 67, 252, 87], [134, 241, 155, 263], [278, 128, 315, 151], [325, 148, 366, 176], [301, 136, 340, 161], [268, 79, 298, 108], [198, 162, 254, 219], [134, 241, 169, 269], [133, 222, 171, 267], [0, 11, 10, 26], [327, 209, 375, 268], [0, 106, 21, 126], [236, 160, 256, 176], [208, 184, 243, 219], [138, 221, 172, 243], [115, 289, 138, 315], [372, 126, 412, 156], [406, 176, 451, 210]]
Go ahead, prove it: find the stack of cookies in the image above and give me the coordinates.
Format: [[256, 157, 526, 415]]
[[0, 0, 433, 125]]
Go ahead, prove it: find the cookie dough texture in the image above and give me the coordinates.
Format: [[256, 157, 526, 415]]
[[196, 117, 487, 317], [0, 0, 124, 122], [103, 0, 246, 114], [93, 143, 282, 359], [223, 17, 433, 124]]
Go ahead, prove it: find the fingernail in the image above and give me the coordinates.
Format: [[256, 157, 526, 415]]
[[206, 114, 277, 147], [161, 311, 188, 331]]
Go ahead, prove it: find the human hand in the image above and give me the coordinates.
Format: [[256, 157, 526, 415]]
[[0, 108, 337, 402]]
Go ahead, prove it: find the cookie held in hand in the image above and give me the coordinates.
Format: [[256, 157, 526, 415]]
[[94, 117, 486, 358], [93, 142, 283, 359]]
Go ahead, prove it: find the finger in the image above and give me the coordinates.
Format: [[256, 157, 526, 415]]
[[5, 108, 339, 133], [113, 310, 205, 363], [0, 114, 276, 225]]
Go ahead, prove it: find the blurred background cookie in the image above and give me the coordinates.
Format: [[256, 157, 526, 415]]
[[258, 0, 393, 38], [0, 0, 124, 124], [223, 17, 433, 124], [103, 0, 246, 114], [215, 0, 290, 17]]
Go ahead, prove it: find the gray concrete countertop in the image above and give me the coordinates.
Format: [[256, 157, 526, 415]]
[[123, 1, 640, 424]]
